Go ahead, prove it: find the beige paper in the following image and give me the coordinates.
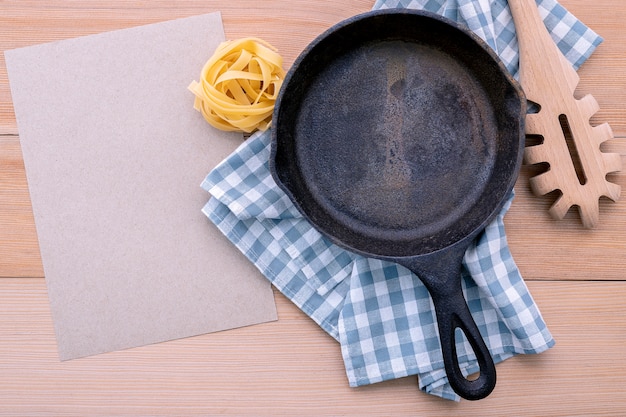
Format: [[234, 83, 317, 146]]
[[5, 12, 277, 360]]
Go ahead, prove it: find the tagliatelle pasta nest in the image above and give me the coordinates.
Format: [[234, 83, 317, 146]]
[[188, 37, 286, 133]]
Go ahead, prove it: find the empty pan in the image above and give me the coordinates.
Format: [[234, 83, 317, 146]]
[[270, 9, 525, 400]]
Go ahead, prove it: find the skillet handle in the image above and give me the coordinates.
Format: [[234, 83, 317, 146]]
[[430, 283, 496, 400]]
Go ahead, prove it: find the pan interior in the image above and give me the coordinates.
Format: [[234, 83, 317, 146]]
[[272, 11, 523, 257], [298, 40, 496, 240]]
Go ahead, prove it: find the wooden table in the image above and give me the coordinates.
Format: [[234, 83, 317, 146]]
[[1, 1, 625, 415]]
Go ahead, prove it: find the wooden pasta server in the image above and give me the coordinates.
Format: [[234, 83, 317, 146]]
[[508, 0, 622, 228]]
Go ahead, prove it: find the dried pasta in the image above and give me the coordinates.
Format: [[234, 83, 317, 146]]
[[188, 37, 285, 133]]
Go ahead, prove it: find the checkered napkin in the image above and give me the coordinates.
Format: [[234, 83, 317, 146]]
[[201, 0, 602, 401]]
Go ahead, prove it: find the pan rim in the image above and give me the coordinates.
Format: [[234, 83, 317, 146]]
[[270, 9, 526, 259]]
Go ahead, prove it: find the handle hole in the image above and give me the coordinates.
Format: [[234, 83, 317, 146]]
[[466, 372, 480, 381], [454, 327, 478, 380], [559, 113, 587, 185]]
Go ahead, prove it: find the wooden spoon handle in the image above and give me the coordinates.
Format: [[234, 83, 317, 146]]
[[507, 0, 578, 99]]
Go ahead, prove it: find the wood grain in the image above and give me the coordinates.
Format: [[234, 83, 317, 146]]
[[1, 0, 626, 415], [0, 279, 625, 416], [1, 0, 625, 280], [1, 0, 625, 134], [0, 135, 41, 277], [0, 1, 372, 135]]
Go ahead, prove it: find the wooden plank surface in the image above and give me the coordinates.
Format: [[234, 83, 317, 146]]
[[1, 0, 625, 415], [1, 0, 625, 280], [0, 279, 625, 416]]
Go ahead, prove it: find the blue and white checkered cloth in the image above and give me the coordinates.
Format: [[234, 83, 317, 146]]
[[201, 0, 602, 401]]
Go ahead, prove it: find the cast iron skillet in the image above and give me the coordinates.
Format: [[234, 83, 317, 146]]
[[270, 9, 525, 400]]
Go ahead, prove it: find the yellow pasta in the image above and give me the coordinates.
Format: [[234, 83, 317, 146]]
[[188, 37, 286, 133]]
